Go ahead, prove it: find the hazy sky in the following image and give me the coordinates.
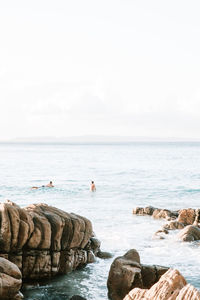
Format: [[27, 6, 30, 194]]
[[1, 0, 200, 140]]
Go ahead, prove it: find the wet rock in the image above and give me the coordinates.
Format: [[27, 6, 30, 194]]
[[133, 206, 178, 220], [123, 269, 200, 300], [152, 209, 178, 220], [163, 221, 185, 230], [177, 209, 196, 225], [97, 250, 113, 259], [0, 200, 100, 280], [177, 225, 200, 241], [90, 236, 101, 255], [132, 206, 155, 216], [0, 257, 23, 299], [70, 296, 87, 300], [153, 228, 169, 240], [107, 249, 168, 300]]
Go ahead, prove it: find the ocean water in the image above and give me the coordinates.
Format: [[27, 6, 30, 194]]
[[0, 142, 200, 299]]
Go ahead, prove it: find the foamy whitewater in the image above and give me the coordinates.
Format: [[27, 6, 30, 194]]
[[0, 142, 200, 299]]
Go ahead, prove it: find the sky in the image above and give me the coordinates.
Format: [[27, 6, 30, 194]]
[[0, 0, 200, 140]]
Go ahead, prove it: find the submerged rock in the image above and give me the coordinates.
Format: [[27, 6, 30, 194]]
[[70, 296, 87, 300], [0, 257, 23, 299], [107, 249, 168, 300], [0, 200, 100, 280], [123, 269, 200, 300]]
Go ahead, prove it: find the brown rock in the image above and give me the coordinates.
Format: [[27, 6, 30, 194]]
[[178, 209, 196, 225], [107, 249, 168, 300], [152, 209, 177, 220], [133, 206, 178, 220], [163, 221, 185, 230], [97, 250, 113, 259], [107, 249, 143, 300], [176, 284, 200, 299], [0, 201, 99, 280], [123, 269, 200, 300], [132, 206, 155, 216], [0, 257, 23, 299], [177, 225, 200, 241]]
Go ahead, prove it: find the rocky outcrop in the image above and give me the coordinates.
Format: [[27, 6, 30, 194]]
[[177, 225, 200, 241], [0, 200, 100, 280], [123, 269, 200, 300], [177, 209, 200, 225], [133, 206, 200, 226], [133, 206, 200, 241], [0, 257, 23, 299], [133, 206, 178, 221], [107, 249, 168, 300]]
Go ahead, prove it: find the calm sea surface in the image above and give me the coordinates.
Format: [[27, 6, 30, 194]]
[[0, 142, 200, 299]]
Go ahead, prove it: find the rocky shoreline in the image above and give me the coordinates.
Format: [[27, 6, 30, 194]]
[[1, 201, 200, 299], [107, 249, 200, 300]]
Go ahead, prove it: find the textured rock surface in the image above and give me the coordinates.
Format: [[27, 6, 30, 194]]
[[133, 206, 178, 220], [0, 200, 100, 279], [177, 209, 196, 225], [176, 225, 200, 241], [133, 206, 200, 226], [0, 257, 23, 299], [107, 249, 168, 300], [163, 221, 185, 230], [123, 269, 200, 300]]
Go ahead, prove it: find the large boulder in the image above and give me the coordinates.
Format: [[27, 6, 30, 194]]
[[107, 249, 168, 300], [0, 257, 23, 299], [123, 269, 200, 300], [0, 200, 100, 279], [176, 225, 200, 242]]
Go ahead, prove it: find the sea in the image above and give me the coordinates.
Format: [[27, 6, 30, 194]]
[[0, 142, 200, 300]]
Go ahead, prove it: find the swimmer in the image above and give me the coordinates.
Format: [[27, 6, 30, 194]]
[[90, 181, 96, 192], [46, 181, 54, 188], [31, 181, 54, 189]]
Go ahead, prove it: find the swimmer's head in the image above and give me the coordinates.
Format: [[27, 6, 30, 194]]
[[91, 181, 94, 184], [50, 181, 52, 184]]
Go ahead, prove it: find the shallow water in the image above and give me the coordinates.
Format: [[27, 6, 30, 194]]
[[0, 142, 200, 299]]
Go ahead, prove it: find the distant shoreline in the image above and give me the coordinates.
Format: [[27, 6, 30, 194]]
[[1, 141, 200, 146]]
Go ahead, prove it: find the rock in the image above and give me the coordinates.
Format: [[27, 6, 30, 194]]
[[90, 236, 101, 255], [152, 209, 178, 220], [107, 249, 142, 300], [163, 221, 185, 230], [176, 283, 200, 299], [177, 209, 196, 225], [70, 296, 87, 300], [97, 251, 113, 259], [107, 249, 168, 300], [123, 269, 200, 300], [0, 257, 23, 299], [177, 225, 200, 241], [0, 200, 101, 280], [132, 206, 155, 216], [133, 206, 178, 220], [153, 228, 169, 239]]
